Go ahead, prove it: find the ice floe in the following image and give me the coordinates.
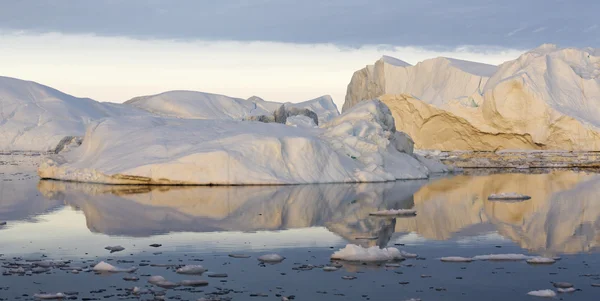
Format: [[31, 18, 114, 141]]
[[92, 261, 137, 273]]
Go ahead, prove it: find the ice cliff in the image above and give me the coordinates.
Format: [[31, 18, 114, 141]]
[[344, 45, 600, 151]]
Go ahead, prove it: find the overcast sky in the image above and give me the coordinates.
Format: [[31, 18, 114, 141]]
[[0, 0, 597, 108]]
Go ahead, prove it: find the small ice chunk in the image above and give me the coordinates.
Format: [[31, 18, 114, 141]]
[[400, 251, 418, 258], [323, 266, 338, 272], [557, 287, 576, 293], [229, 254, 251, 258], [472, 254, 531, 261], [148, 276, 166, 285], [176, 265, 206, 275], [331, 244, 403, 262], [258, 254, 285, 263], [33, 293, 65, 300], [385, 263, 401, 267], [527, 290, 556, 297], [92, 261, 137, 273], [180, 280, 209, 287], [488, 192, 531, 201], [440, 257, 473, 262], [154, 281, 179, 289], [526, 257, 556, 264], [104, 245, 125, 253], [369, 209, 417, 217], [553, 282, 573, 288]]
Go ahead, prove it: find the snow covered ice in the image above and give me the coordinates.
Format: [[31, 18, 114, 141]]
[[527, 289, 557, 298], [257, 254, 285, 263], [92, 261, 137, 273], [38, 100, 445, 185], [331, 244, 405, 262], [176, 265, 206, 275]]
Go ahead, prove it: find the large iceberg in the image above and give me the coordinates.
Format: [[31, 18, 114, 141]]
[[39, 100, 445, 185], [344, 45, 600, 151], [0, 76, 146, 152], [125, 91, 339, 124]]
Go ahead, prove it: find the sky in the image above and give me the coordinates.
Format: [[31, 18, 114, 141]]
[[0, 0, 598, 108]]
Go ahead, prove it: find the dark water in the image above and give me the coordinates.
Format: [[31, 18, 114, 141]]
[[1, 165, 600, 300]]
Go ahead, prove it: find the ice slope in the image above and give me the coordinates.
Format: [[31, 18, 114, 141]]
[[39, 100, 444, 185], [0, 76, 146, 152], [343, 56, 496, 111], [125, 91, 339, 123], [344, 45, 600, 150]]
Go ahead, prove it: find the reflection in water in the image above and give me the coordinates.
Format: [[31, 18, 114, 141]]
[[7, 170, 600, 255], [0, 176, 63, 222], [38, 180, 426, 248], [395, 171, 600, 254]]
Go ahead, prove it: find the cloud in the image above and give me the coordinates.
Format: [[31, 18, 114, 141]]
[[0, 0, 598, 48], [0, 32, 524, 108]]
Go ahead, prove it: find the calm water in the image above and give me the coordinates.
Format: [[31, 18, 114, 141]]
[[1, 160, 600, 300]]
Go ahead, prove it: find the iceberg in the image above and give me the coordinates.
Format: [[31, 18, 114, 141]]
[[344, 45, 600, 151], [38, 100, 444, 185], [125, 91, 339, 124], [0, 76, 147, 152]]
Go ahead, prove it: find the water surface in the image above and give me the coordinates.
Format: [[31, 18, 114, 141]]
[[1, 161, 599, 300]]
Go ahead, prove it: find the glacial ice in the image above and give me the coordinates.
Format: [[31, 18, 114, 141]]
[[38, 100, 443, 185]]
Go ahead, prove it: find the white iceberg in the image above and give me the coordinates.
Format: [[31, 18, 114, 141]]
[[344, 45, 600, 151], [527, 290, 557, 297], [92, 261, 137, 273], [0, 76, 146, 152], [125, 92, 339, 124], [39, 100, 444, 185], [331, 244, 404, 262], [176, 265, 206, 275]]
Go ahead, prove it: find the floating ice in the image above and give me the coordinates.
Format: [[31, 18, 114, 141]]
[[557, 287, 576, 293], [92, 261, 137, 273], [323, 266, 338, 272], [527, 290, 556, 297], [526, 257, 556, 264], [147, 276, 166, 285], [369, 209, 417, 217], [331, 244, 404, 262], [33, 293, 66, 300], [400, 251, 418, 258], [440, 257, 473, 262], [176, 265, 206, 275], [180, 280, 209, 287], [488, 193, 531, 201], [472, 254, 531, 261], [104, 245, 125, 253], [228, 254, 251, 258], [258, 254, 285, 263], [553, 282, 573, 288]]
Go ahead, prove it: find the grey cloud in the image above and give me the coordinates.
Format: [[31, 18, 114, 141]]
[[0, 0, 598, 48]]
